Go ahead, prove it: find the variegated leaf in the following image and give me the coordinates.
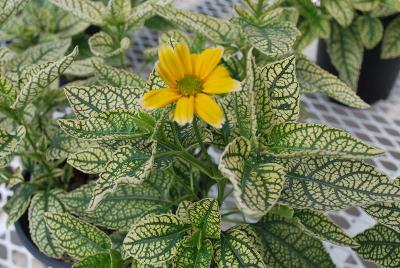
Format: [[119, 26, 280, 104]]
[[62, 170, 172, 231], [0, 0, 27, 25], [3, 184, 35, 226], [28, 190, 66, 259], [65, 85, 144, 119], [267, 123, 382, 159], [0, 126, 25, 159], [355, 14, 384, 49], [275, 157, 400, 211], [146, 69, 167, 90], [13, 47, 78, 109], [188, 198, 220, 239], [64, 57, 103, 77], [58, 110, 154, 141], [175, 238, 212, 268], [295, 54, 368, 108], [219, 137, 286, 216], [48, 0, 104, 25], [67, 147, 113, 174], [123, 214, 191, 264], [327, 22, 363, 89], [153, 5, 236, 44], [44, 212, 112, 260], [93, 63, 145, 88], [214, 225, 265, 267], [176, 201, 192, 224], [352, 0, 379, 11], [294, 209, 359, 247], [238, 19, 300, 57], [354, 224, 400, 268], [88, 144, 155, 210], [89, 32, 130, 58], [127, 0, 173, 29], [105, 0, 131, 24], [46, 132, 95, 160], [253, 213, 335, 268], [381, 16, 400, 59], [0, 47, 15, 63], [73, 250, 123, 268], [324, 0, 354, 27]]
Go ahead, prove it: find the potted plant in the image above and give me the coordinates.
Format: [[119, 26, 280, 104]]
[[2, 0, 400, 267], [279, 0, 400, 104]]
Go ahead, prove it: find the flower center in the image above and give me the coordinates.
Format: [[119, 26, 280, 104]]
[[177, 75, 202, 96]]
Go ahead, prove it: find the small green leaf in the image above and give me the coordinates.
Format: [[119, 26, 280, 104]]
[[327, 22, 363, 89], [188, 198, 220, 239], [354, 224, 400, 268], [381, 16, 400, 59], [352, 0, 379, 11], [89, 32, 130, 58], [12, 47, 78, 109], [123, 214, 191, 265], [67, 147, 113, 174], [153, 5, 236, 44], [214, 225, 265, 267], [44, 212, 112, 260], [176, 201, 192, 224], [127, 0, 173, 29], [295, 54, 368, 108], [253, 213, 335, 268], [219, 137, 286, 216], [65, 85, 144, 119], [267, 122, 382, 159], [324, 0, 354, 27], [105, 0, 131, 24], [0, 126, 26, 159], [29, 190, 66, 258], [48, 0, 104, 25], [73, 250, 123, 268], [93, 63, 145, 88], [3, 184, 35, 226], [355, 14, 384, 49], [294, 209, 359, 247], [175, 238, 213, 268], [58, 110, 154, 141]]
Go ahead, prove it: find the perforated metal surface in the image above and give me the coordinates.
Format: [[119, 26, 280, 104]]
[[1, 0, 400, 267]]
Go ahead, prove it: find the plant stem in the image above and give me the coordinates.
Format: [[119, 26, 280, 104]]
[[217, 179, 226, 205], [192, 117, 213, 167]]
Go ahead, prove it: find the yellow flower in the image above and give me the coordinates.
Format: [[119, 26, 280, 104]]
[[141, 43, 240, 128]]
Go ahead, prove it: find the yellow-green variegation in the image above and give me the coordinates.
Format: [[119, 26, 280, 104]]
[[88, 32, 130, 58], [3, 183, 35, 226], [72, 250, 123, 268], [381, 16, 400, 59], [67, 147, 113, 174], [174, 238, 213, 268], [187, 198, 220, 239], [93, 63, 146, 88]]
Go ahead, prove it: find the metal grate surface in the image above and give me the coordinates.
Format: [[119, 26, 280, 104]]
[[1, 0, 400, 267]]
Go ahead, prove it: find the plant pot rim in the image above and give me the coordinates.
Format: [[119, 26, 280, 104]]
[[14, 216, 71, 268]]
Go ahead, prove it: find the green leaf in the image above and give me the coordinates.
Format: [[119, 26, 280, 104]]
[[176, 200, 192, 224], [295, 54, 368, 108], [355, 14, 384, 49], [219, 137, 286, 216], [3, 184, 35, 226], [65, 57, 103, 77], [327, 22, 363, 89], [44, 212, 112, 260], [123, 214, 191, 265], [238, 19, 300, 57], [153, 5, 236, 44], [61, 169, 172, 231], [253, 213, 335, 268], [46, 131, 96, 160], [48, 0, 104, 25], [267, 122, 382, 159], [214, 225, 265, 267], [187, 198, 220, 239], [323, 0, 354, 27], [67, 147, 113, 174], [275, 157, 400, 211], [105, 0, 131, 24], [58, 110, 154, 141], [293, 209, 359, 247], [175, 238, 212, 268], [73, 250, 123, 268], [354, 224, 400, 268], [381, 16, 400, 59], [352, 0, 379, 11], [65, 85, 144, 119], [0, 126, 26, 159], [0, 0, 27, 25], [12, 47, 79, 109], [28, 190, 66, 259], [93, 63, 146, 88], [88, 144, 155, 210], [127, 0, 173, 29], [89, 32, 130, 58]]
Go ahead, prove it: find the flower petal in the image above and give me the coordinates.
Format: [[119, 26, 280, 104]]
[[202, 66, 241, 94], [173, 95, 194, 126], [194, 93, 224, 128], [142, 88, 181, 109], [193, 47, 224, 80], [157, 45, 185, 87], [175, 43, 193, 75]]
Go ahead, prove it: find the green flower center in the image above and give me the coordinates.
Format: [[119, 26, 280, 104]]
[[177, 75, 202, 96]]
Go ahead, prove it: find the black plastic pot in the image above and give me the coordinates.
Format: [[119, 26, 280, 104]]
[[14, 210, 71, 267]]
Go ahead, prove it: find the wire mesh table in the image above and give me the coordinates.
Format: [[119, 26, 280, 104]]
[[1, 0, 400, 267]]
